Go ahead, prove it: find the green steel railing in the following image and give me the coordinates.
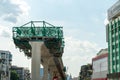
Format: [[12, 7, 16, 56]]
[[13, 27, 63, 39], [12, 21, 64, 57]]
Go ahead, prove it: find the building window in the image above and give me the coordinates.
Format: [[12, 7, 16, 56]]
[[113, 49, 115, 53], [119, 27, 120, 31], [112, 34, 114, 38], [112, 45, 115, 49], [117, 64, 119, 72], [116, 43, 118, 49], [112, 30, 114, 35], [116, 36, 118, 40], [115, 28, 117, 33], [113, 68, 115, 73], [115, 51, 119, 56], [112, 54, 115, 59], [1, 53, 6, 59], [113, 60, 115, 65], [111, 25, 113, 30], [116, 59, 119, 65]]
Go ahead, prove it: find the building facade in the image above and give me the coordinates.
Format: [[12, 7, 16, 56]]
[[40, 68, 44, 79], [107, 17, 120, 79], [11, 66, 31, 80], [0, 50, 12, 80], [92, 48, 108, 80], [66, 74, 72, 80], [106, 0, 120, 79]]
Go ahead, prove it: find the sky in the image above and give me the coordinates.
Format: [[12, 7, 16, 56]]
[[0, 0, 118, 77]]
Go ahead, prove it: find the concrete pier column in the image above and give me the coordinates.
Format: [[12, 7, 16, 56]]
[[49, 69, 54, 80], [43, 64, 49, 80], [29, 41, 43, 80]]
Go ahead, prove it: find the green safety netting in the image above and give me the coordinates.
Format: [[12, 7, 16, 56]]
[[12, 21, 64, 57]]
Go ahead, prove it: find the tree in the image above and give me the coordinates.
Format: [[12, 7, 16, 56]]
[[10, 70, 19, 80], [79, 64, 93, 80]]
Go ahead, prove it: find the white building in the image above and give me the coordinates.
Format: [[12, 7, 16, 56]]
[[11, 66, 31, 80], [72, 77, 78, 80], [66, 74, 72, 80], [92, 48, 108, 80], [0, 50, 12, 80]]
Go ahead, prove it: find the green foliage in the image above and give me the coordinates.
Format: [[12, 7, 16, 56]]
[[63, 66, 66, 72], [10, 70, 19, 80], [79, 64, 92, 80]]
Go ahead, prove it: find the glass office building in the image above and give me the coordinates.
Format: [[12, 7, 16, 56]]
[[107, 17, 120, 79]]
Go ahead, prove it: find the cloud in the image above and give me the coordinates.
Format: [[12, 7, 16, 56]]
[[0, 30, 10, 38], [42, 0, 73, 5], [63, 36, 100, 77], [0, 0, 30, 23], [0, 25, 11, 38]]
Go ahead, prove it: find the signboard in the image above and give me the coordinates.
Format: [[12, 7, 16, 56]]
[[53, 76, 58, 80]]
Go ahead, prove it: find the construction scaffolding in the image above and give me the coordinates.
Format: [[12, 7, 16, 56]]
[[12, 21, 64, 57]]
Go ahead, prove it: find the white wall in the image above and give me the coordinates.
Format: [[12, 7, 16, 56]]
[[92, 57, 108, 79], [93, 57, 108, 73]]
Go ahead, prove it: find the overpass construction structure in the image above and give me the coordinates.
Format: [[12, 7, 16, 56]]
[[12, 21, 66, 80]]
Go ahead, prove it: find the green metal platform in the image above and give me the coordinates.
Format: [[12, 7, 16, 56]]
[[12, 21, 64, 57]]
